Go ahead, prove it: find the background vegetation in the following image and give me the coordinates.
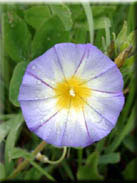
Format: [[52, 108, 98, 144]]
[[0, 2, 136, 181]]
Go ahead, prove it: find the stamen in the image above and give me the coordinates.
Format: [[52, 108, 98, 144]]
[[69, 88, 75, 97], [54, 76, 91, 110]]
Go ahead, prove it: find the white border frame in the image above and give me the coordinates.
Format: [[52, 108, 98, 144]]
[[0, 0, 136, 3]]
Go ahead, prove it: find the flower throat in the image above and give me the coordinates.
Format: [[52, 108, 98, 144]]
[[54, 76, 91, 110]]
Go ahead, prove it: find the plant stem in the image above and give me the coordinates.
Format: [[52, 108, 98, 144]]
[[82, 3, 94, 43], [44, 147, 67, 165], [7, 141, 46, 180]]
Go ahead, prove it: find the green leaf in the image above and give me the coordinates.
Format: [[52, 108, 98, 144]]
[[3, 11, 31, 62], [114, 19, 136, 54], [99, 153, 120, 164], [5, 113, 24, 161], [122, 158, 137, 180], [94, 17, 111, 30], [50, 4, 72, 31], [116, 21, 127, 46], [24, 167, 43, 180], [105, 105, 136, 153], [92, 5, 117, 17], [115, 21, 128, 53], [5, 113, 24, 173], [0, 114, 17, 143], [127, 4, 136, 32], [62, 160, 75, 180], [120, 77, 135, 123], [24, 6, 51, 30], [31, 15, 70, 59], [0, 114, 16, 121], [30, 160, 55, 181], [0, 163, 6, 179], [121, 56, 135, 79], [123, 135, 136, 153], [10, 147, 33, 160], [77, 152, 103, 180], [69, 4, 85, 22], [74, 27, 87, 43], [120, 30, 136, 52], [10, 147, 55, 181], [107, 76, 135, 143], [82, 3, 94, 43], [77, 148, 83, 168], [9, 61, 28, 107], [96, 138, 105, 153]]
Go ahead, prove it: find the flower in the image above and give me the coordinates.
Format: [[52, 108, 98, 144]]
[[18, 43, 124, 147]]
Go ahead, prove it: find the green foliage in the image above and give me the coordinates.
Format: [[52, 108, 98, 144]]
[[77, 152, 103, 180], [24, 167, 43, 180], [9, 61, 28, 107], [94, 17, 111, 30], [99, 153, 120, 164], [0, 163, 6, 179], [115, 21, 136, 54], [0, 114, 17, 143], [62, 160, 75, 180], [10, 147, 55, 181], [50, 4, 73, 31], [123, 135, 136, 153], [10, 147, 34, 160], [4, 113, 24, 174], [115, 21, 128, 50], [3, 11, 31, 63], [122, 158, 137, 180], [5, 113, 24, 162], [31, 15, 70, 59], [105, 105, 135, 153], [92, 5, 117, 17], [74, 27, 87, 43], [24, 6, 51, 30]]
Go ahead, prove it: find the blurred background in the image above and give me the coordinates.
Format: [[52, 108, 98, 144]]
[[0, 2, 136, 181]]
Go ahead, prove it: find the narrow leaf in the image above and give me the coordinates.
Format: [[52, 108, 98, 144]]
[[0, 114, 17, 143], [5, 113, 24, 173], [0, 163, 6, 179]]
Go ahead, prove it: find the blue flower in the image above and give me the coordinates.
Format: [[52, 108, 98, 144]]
[[18, 43, 124, 147]]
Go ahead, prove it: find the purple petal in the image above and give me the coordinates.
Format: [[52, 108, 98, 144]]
[[87, 91, 125, 124], [75, 44, 115, 80], [61, 109, 92, 147], [54, 43, 87, 78], [83, 104, 114, 142], [32, 109, 69, 147], [86, 65, 124, 93], [20, 98, 58, 130], [26, 46, 66, 86], [18, 72, 55, 101]]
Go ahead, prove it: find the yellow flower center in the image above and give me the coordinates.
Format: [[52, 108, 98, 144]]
[[54, 76, 91, 111]]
